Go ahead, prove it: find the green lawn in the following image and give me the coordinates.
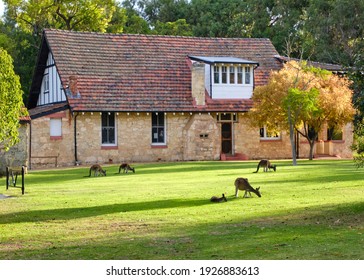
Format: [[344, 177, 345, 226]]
[[0, 160, 363, 260]]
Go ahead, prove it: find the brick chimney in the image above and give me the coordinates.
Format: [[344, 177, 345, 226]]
[[191, 62, 206, 106], [69, 75, 79, 95]]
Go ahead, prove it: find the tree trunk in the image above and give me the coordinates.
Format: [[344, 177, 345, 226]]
[[308, 139, 315, 160], [288, 114, 297, 165]]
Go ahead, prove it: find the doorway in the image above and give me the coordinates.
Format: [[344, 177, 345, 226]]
[[221, 123, 232, 154]]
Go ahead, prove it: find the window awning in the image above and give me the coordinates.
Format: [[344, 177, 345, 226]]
[[188, 55, 259, 66]]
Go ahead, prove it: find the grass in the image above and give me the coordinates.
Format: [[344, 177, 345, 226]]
[[0, 160, 363, 260]]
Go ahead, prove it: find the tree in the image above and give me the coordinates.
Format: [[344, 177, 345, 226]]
[[4, 0, 118, 37], [153, 19, 192, 36], [249, 61, 355, 164], [0, 48, 26, 151], [0, 21, 38, 102], [301, 0, 364, 68]]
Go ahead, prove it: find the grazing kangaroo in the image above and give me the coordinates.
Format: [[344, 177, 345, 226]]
[[254, 159, 276, 173], [88, 164, 106, 177], [234, 178, 261, 198], [210, 193, 227, 203], [118, 163, 135, 174]]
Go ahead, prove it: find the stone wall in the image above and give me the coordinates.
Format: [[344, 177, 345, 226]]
[[234, 114, 292, 159], [30, 111, 221, 168], [0, 122, 30, 175], [30, 110, 74, 168], [29, 110, 353, 169], [183, 114, 220, 160]]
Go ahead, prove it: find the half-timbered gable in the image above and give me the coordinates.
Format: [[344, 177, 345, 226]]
[[37, 52, 67, 106]]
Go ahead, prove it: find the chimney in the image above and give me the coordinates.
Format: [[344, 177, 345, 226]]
[[191, 62, 206, 106], [69, 75, 79, 96]]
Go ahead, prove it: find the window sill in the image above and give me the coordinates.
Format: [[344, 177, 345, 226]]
[[260, 139, 282, 142], [151, 145, 168, 149], [101, 146, 118, 150], [50, 136, 62, 140]]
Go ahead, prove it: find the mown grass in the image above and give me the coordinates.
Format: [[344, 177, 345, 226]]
[[0, 160, 363, 260]]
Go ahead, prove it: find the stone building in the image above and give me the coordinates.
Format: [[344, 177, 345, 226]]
[[27, 29, 353, 168]]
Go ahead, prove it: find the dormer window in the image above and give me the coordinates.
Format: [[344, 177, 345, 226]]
[[213, 64, 252, 85], [188, 55, 258, 100]]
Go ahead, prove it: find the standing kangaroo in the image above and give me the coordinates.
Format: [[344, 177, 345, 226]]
[[234, 178, 261, 198], [88, 164, 106, 177], [210, 193, 228, 203], [254, 159, 276, 173]]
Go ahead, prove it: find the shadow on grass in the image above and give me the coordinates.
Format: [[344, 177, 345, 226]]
[[0, 198, 211, 224], [2, 201, 362, 260]]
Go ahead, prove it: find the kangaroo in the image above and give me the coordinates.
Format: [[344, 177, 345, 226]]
[[88, 164, 106, 177], [234, 178, 261, 198], [210, 193, 227, 203], [118, 163, 135, 174], [254, 159, 276, 173]]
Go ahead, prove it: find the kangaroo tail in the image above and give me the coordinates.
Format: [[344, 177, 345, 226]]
[[253, 164, 259, 173]]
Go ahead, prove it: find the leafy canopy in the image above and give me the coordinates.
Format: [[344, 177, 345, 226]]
[[0, 48, 27, 151], [249, 60, 355, 161]]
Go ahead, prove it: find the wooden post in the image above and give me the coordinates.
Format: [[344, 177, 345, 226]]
[[21, 166, 25, 195], [6, 166, 9, 190]]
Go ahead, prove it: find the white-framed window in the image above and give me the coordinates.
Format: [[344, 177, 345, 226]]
[[229, 66, 235, 84], [213, 64, 252, 85], [43, 72, 49, 94], [327, 126, 343, 141], [152, 112, 166, 145], [221, 66, 227, 84], [50, 118, 62, 137], [216, 113, 238, 122], [214, 65, 220, 83], [101, 112, 116, 145], [237, 66, 243, 84], [245, 66, 251, 84], [260, 126, 281, 140]]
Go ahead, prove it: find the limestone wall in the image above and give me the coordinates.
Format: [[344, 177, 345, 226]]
[[29, 110, 353, 169], [0, 122, 30, 175], [183, 114, 220, 160], [30, 110, 74, 168], [234, 114, 292, 159]]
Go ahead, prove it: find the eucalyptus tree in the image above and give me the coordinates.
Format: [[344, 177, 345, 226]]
[[0, 48, 26, 151]]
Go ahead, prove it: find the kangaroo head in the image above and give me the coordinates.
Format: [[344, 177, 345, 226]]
[[222, 193, 227, 202], [255, 187, 261, 197], [273, 165, 276, 172]]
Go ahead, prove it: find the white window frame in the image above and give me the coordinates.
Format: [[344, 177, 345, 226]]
[[260, 126, 281, 140], [50, 118, 62, 137], [212, 64, 252, 85], [151, 112, 167, 145], [245, 66, 251, 84], [43, 71, 49, 94], [101, 112, 117, 146]]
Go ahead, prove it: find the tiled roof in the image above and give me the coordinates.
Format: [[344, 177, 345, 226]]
[[274, 56, 344, 72], [28, 102, 69, 119], [31, 29, 282, 112]]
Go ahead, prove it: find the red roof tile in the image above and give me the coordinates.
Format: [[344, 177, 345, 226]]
[[32, 29, 282, 112]]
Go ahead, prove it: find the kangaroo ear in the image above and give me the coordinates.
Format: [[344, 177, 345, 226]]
[[256, 187, 260, 190]]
